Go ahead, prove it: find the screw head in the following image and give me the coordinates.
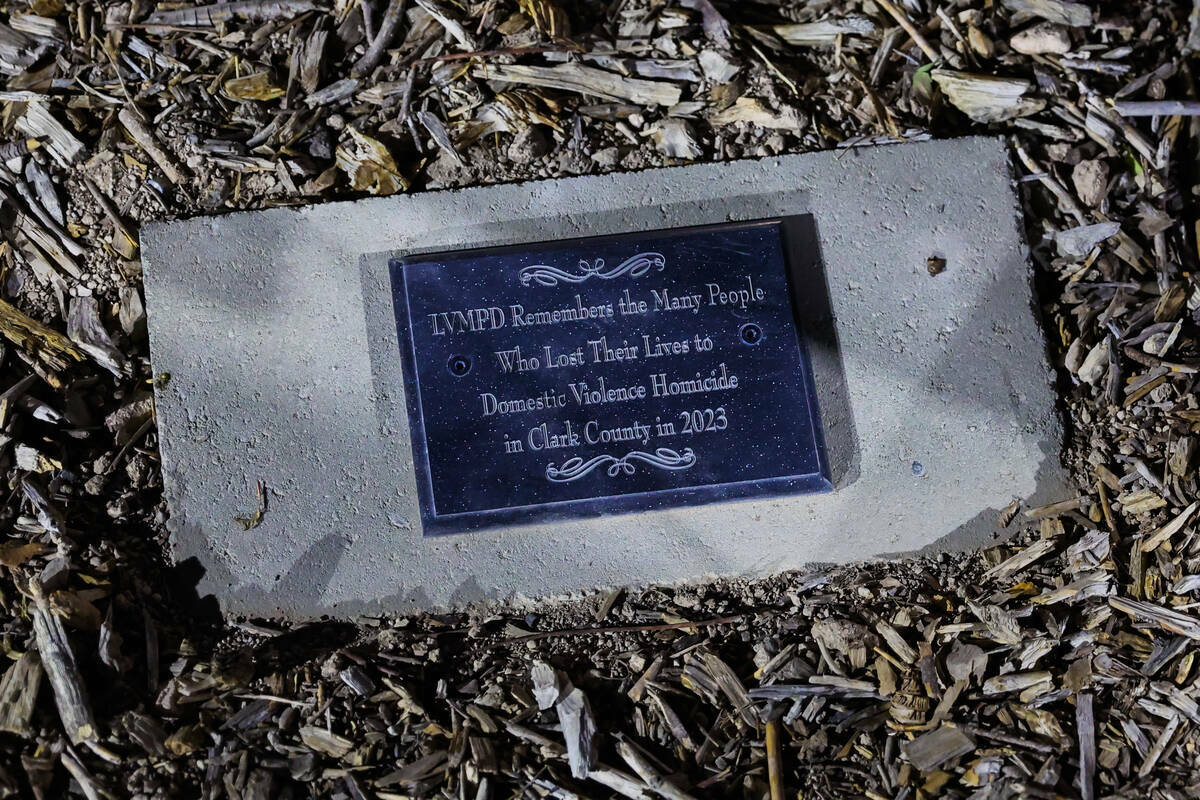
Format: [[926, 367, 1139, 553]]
[[739, 323, 763, 346], [448, 355, 472, 376]]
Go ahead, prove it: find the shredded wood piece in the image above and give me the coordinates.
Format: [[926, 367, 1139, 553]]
[[0, 297, 84, 373], [27, 579, 95, 744], [15, 102, 84, 168], [774, 17, 877, 47], [1110, 597, 1200, 639], [617, 739, 698, 800], [471, 63, 682, 106], [902, 725, 975, 771], [1002, 0, 1095, 27], [1114, 100, 1200, 116], [144, 0, 317, 27], [0, 651, 42, 736], [1140, 501, 1198, 552], [984, 537, 1057, 579], [932, 70, 1046, 122], [118, 108, 187, 184]]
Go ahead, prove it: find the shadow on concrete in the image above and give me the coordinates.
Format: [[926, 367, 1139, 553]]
[[175, 524, 351, 618], [781, 213, 859, 489]]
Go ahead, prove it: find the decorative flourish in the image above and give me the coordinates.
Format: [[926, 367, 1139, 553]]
[[546, 448, 697, 483], [519, 252, 666, 287]]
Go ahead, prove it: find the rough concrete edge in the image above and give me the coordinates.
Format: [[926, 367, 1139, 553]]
[[140, 223, 200, 585], [139, 136, 994, 245], [880, 134, 1069, 560]]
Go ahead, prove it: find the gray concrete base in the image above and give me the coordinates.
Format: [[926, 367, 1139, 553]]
[[142, 136, 1066, 618]]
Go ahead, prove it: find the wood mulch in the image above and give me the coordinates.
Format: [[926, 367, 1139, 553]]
[[0, 0, 1198, 797]]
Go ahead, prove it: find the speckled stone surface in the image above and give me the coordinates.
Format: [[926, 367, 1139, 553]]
[[391, 217, 832, 534], [142, 136, 1066, 618]]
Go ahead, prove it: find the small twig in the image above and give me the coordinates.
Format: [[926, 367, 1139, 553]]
[[92, 34, 135, 109], [81, 176, 139, 256], [1013, 141, 1089, 225], [960, 723, 1058, 754], [61, 745, 113, 800], [118, 107, 188, 185], [765, 720, 785, 800], [1113, 100, 1200, 116], [234, 479, 268, 530], [351, 0, 406, 77], [617, 739, 698, 800], [117, 22, 209, 32], [748, 41, 798, 96], [26, 577, 97, 744], [417, 44, 583, 64], [843, 58, 900, 137], [105, 415, 155, 476], [874, 0, 941, 64], [935, 6, 974, 68], [234, 693, 315, 708], [1077, 692, 1096, 800]]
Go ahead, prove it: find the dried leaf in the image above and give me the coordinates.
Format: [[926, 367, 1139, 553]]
[[646, 119, 701, 159], [335, 128, 407, 196], [48, 589, 103, 631], [0, 540, 50, 567], [517, 0, 569, 38], [709, 96, 804, 130], [224, 71, 285, 101]]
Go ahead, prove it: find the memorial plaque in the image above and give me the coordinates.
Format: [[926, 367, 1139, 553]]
[[391, 218, 830, 533]]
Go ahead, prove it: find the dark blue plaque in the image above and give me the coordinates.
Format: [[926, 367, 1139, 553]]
[[390, 217, 830, 534]]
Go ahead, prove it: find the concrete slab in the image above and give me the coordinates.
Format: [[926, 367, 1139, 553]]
[[142, 135, 1066, 618]]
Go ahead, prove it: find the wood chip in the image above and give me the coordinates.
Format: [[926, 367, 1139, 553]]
[[472, 63, 682, 106], [902, 725, 975, 771], [0, 652, 42, 736], [27, 579, 95, 744], [932, 70, 1047, 123]]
